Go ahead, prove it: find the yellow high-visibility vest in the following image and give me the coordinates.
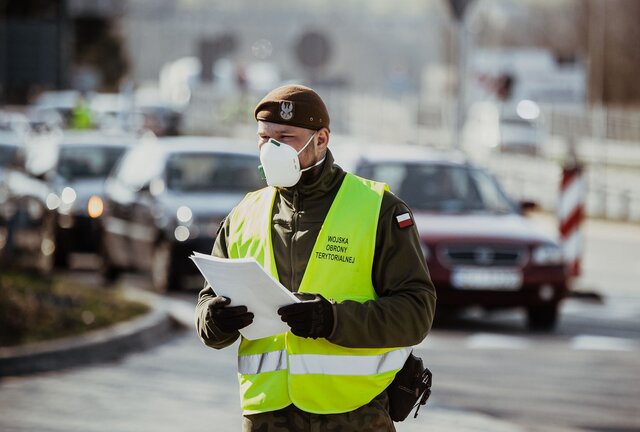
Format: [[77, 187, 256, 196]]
[[227, 173, 411, 414]]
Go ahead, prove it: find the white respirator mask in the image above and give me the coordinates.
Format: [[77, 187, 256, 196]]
[[258, 133, 325, 187]]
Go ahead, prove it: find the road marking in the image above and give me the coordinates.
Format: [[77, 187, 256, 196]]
[[465, 333, 531, 350], [563, 297, 640, 320], [570, 335, 640, 351], [463, 334, 640, 352]]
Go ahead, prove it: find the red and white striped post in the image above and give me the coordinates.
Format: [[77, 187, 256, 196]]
[[558, 162, 587, 277]]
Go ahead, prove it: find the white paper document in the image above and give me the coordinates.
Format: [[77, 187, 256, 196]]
[[190, 252, 299, 340]]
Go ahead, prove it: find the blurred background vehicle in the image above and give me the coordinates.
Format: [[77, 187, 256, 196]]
[[0, 130, 24, 171], [461, 100, 545, 157], [0, 130, 134, 271], [0, 144, 51, 271], [134, 88, 184, 136], [0, 130, 27, 263], [42, 131, 135, 267], [90, 91, 183, 136], [100, 136, 263, 291], [0, 110, 32, 138], [338, 143, 568, 330], [29, 90, 85, 130], [498, 113, 544, 155]]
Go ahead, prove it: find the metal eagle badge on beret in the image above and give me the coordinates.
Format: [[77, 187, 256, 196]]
[[280, 101, 294, 120]]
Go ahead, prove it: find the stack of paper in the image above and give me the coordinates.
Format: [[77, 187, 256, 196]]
[[190, 252, 299, 340]]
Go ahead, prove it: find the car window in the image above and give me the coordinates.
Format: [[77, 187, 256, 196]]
[[501, 118, 534, 128], [165, 152, 262, 192], [57, 145, 127, 180], [113, 144, 164, 190], [358, 162, 516, 214], [467, 168, 516, 213]]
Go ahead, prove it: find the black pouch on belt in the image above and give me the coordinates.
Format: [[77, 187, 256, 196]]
[[387, 352, 433, 422]]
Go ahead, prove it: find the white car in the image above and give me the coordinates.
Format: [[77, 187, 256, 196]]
[[499, 116, 544, 155]]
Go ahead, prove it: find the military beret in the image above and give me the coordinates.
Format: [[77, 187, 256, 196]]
[[254, 84, 330, 131]]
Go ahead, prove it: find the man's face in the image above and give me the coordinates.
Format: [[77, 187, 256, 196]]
[[257, 121, 327, 169]]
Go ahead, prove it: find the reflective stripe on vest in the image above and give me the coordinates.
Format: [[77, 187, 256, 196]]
[[228, 173, 411, 414], [289, 347, 412, 376], [238, 347, 411, 376], [238, 349, 287, 375]]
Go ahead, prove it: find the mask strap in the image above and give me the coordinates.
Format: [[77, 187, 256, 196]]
[[296, 132, 317, 156], [300, 156, 326, 173], [297, 132, 324, 173]]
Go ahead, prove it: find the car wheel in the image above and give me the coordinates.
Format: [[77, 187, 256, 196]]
[[151, 240, 180, 292], [44, 217, 68, 269], [53, 241, 69, 268], [98, 240, 120, 285], [39, 217, 58, 275], [526, 303, 559, 331]]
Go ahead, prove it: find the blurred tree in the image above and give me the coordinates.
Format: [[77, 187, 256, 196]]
[[74, 18, 129, 92], [585, 0, 640, 106], [1, 0, 61, 18], [0, 0, 68, 103], [1, 0, 129, 102], [470, 0, 640, 107]]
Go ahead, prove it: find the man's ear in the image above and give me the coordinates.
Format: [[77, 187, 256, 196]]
[[316, 128, 330, 152]]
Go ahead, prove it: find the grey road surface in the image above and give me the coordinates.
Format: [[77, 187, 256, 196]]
[[0, 300, 523, 432], [1, 214, 639, 432]]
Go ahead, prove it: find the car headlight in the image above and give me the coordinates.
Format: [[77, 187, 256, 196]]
[[176, 206, 193, 224], [87, 195, 104, 218], [532, 244, 563, 265], [53, 187, 78, 215], [60, 187, 77, 205], [174, 225, 190, 242], [46, 193, 61, 210]]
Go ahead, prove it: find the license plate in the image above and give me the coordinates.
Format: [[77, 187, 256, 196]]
[[451, 267, 523, 291]]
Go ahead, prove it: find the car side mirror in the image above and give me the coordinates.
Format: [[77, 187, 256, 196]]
[[519, 200, 538, 213], [139, 183, 151, 194], [35, 170, 55, 182]]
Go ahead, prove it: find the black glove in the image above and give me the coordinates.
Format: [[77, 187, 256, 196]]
[[206, 296, 254, 334], [277, 293, 334, 339]]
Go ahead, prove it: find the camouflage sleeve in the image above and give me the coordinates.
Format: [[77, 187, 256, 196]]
[[195, 217, 240, 349], [328, 191, 437, 348]]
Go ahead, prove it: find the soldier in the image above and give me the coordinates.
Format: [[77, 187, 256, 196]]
[[71, 93, 93, 130], [196, 84, 436, 431]]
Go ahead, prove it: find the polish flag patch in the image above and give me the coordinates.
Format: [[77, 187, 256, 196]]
[[396, 212, 414, 228]]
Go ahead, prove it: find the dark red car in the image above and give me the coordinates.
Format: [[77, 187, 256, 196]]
[[340, 144, 568, 330]]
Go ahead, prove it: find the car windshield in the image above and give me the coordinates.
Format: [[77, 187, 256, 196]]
[[501, 118, 534, 127], [358, 162, 517, 214], [58, 145, 126, 180], [165, 152, 263, 192], [0, 144, 18, 167]]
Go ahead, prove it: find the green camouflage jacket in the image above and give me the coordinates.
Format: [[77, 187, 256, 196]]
[[196, 149, 436, 350]]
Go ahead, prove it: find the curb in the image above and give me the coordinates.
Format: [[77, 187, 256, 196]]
[[0, 290, 185, 377]]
